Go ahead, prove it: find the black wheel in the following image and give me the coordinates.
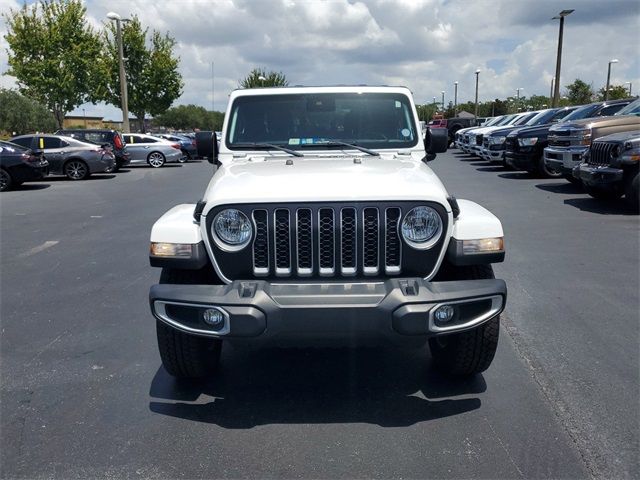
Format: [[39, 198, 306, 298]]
[[624, 171, 639, 210], [584, 184, 623, 200], [64, 159, 90, 180], [0, 169, 12, 191], [429, 264, 500, 377], [537, 155, 562, 178], [147, 151, 166, 168], [156, 268, 222, 379]]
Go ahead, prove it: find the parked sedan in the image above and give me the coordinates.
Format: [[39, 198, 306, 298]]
[[155, 133, 197, 160], [55, 129, 130, 171], [121, 134, 184, 167], [0, 140, 49, 191], [9, 135, 115, 180]]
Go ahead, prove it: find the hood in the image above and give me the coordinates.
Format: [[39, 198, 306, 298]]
[[593, 130, 640, 144], [507, 123, 553, 138], [487, 125, 525, 137], [551, 114, 640, 131], [201, 154, 450, 214]]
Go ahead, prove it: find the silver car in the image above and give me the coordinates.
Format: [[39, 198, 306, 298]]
[[122, 134, 185, 167], [9, 134, 115, 180]]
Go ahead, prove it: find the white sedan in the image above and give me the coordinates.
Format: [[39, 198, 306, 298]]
[[122, 134, 185, 168]]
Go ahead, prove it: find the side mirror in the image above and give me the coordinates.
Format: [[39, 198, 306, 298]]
[[195, 131, 218, 164], [423, 127, 448, 161]]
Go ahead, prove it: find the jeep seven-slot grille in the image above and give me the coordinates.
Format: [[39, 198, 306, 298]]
[[248, 205, 409, 278], [588, 141, 617, 166]]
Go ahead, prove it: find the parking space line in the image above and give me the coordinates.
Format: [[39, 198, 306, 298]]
[[19, 241, 59, 258]]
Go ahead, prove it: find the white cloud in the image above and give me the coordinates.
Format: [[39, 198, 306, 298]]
[[1, 0, 638, 119]]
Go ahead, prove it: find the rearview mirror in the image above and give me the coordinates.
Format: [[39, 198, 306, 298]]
[[195, 131, 218, 164], [423, 128, 448, 161]]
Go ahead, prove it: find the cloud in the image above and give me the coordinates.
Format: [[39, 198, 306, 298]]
[[1, 0, 638, 119]]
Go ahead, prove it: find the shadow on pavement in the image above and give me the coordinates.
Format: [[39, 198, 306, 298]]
[[130, 164, 183, 169], [37, 174, 116, 182], [535, 182, 583, 194], [7, 183, 51, 191], [497, 172, 533, 180], [148, 345, 485, 428], [476, 166, 506, 172], [563, 197, 638, 215]]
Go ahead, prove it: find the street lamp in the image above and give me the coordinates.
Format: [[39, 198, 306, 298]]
[[605, 59, 619, 101], [551, 9, 574, 107], [516, 87, 524, 111], [454, 81, 458, 116], [107, 12, 130, 133], [474, 69, 481, 119], [625, 81, 633, 96]]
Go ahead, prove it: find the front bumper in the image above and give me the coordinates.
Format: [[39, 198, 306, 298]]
[[543, 146, 587, 175], [481, 147, 504, 162], [505, 151, 536, 170], [150, 278, 507, 340], [577, 164, 624, 186]]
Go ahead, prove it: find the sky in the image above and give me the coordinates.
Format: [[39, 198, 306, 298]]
[[1, 0, 639, 120]]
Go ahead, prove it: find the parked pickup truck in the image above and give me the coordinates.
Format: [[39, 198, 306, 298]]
[[543, 98, 638, 182], [575, 131, 639, 208], [148, 85, 507, 380]]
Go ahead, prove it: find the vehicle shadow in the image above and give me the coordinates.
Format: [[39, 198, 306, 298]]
[[36, 175, 116, 182], [6, 183, 51, 191], [476, 166, 506, 173], [148, 345, 485, 428], [129, 164, 183, 169], [535, 182, 583, 194], [564, 197, 638, 215], [497, 172, 533, 180]]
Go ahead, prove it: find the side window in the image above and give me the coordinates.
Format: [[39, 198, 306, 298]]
[[598, 104, 627, 116], [59, 140, 69, 148], [42, 137, 61, 149], [142, 137, 157, 143], [126, 135, 136, 144], [11, 137, 33, 148]]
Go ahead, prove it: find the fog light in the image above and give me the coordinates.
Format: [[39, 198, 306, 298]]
[[203, 308, 225, 328], [434, 305, 455, 323]]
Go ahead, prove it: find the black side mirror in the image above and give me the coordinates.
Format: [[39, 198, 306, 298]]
[[195, 131, 218, 164], [423, 127, 448, 161]]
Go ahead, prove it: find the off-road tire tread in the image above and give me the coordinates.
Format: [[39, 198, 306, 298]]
[[429, 264, 500, 377]]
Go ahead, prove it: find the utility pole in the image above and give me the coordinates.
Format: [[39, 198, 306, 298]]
[[550, 77, 555, 104], [552, 10, 574, 107], [107, 12, 130, 133], [454, 81, 458, 117], [474, 69, 480, 119], [605, 59, 618, 101]]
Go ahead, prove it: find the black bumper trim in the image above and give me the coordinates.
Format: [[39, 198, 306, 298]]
[[578, 164, 624, 185], [149, 278, 507, 339]]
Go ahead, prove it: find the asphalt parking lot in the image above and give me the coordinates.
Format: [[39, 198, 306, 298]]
[[1, 153, 638, 479]]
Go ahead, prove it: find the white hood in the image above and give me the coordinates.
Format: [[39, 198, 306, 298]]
[[201, 154, 451, 215]]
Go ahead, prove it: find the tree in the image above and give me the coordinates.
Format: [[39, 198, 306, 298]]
[[597, 84, 631, 101], [103, 17, 183, 132], [3, 0, 105, 128], [153, 104, 224, 131], [239, 68, 288, 88], [564, 79, 595, 105], [0, 89, 57, 135]]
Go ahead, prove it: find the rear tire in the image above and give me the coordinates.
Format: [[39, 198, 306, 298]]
[[0, 169, 12, 191], [156, 267, 222, 379], [147, 152, 166, 168], [64, 159, 90, 180], [584, 184, 623, 200], [624, 171, 639, 210], [429, 264, 500, 377]]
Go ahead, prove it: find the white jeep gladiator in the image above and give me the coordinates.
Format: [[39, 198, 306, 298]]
[[149, 86, 506, 379]]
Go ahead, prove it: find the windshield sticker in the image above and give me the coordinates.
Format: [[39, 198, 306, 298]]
[[288, 138, 300, 145], [289, 138, 326, 145], [401, 128, 411, 138]]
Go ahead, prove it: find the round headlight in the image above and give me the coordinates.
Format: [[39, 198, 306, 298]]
[[213, 209, 252, 250], [401, 206, 442, 249]]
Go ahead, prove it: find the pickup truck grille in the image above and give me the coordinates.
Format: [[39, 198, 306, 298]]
[[505, 137, 517, 152], [476, 134, 484, 146], [588, 141, 617, 166], [207, 202, 447, 281]]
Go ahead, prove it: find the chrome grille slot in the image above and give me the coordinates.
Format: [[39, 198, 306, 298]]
[[385, 208, 401, 274], [252, 209, 269, 275], [296, 208, 313, 275], [274, 209, 291, 275], [340, 208, 357, 275], [363, 207, 379, 275], [318, 208, 335, 276]]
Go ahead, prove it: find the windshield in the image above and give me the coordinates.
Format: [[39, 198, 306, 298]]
[[550, 107, 578, 122], [226, 92, 418, 151], [524, 109, 557, 126], [614, 99, 640, 116], [561, 104, 600, 122], [494, 115, 515, 126], [513, 112, 537, 126], [483, 116, 503, 127]]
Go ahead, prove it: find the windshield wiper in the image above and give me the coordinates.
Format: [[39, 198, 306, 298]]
[[300, 140, 380, 156], [233, 142, 303, 157]]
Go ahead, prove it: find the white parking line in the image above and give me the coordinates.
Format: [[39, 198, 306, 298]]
[[19, 241, 59, 258], [90, 216, 103, 218]]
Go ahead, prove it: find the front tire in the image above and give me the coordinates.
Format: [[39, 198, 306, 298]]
[[156, 267, 222, 379], [0, 169, 13, 191], [429, 264, 500, 377], [64, 159, 90, 180], [537, 155, 562, 178], [624, 171, 639, 210]]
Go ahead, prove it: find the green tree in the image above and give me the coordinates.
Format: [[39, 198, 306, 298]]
[[597, 84, 631, 101], [0, 89, 57, 135], [564, 79, 595, 105], [153, 104, 224, 131], [3, 0, 105, 128], [239, 68, 288, 88], [103, 17, 183, 132]]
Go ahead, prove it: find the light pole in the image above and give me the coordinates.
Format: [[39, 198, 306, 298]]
[[474, 69, 480, 119], [441, 90, 445, 112], [625, 81, 633, 96], [605, 59, 619, 101], [549, 77, 555, 104], [107, 12, 130, 133], [258, 75, 266, 87], [83, 108, 87, 128], [551, 9, 574, 107], [516, 87, 524, 112], [454, 81, 458, 116]]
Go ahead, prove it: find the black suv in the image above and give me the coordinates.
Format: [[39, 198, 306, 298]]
[[55, 129, 130, 171]]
